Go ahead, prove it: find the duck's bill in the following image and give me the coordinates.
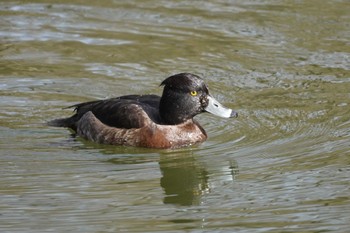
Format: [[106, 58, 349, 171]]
[[205, 95, 238, 118]]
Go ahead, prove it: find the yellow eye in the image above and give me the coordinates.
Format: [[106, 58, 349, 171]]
[[190, 91, 197, 96]]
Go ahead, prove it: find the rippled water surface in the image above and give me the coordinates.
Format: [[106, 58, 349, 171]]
[[1, 0, 350, 232]]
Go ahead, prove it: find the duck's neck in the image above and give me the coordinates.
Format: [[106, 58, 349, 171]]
[[159, 90, 192, 125]]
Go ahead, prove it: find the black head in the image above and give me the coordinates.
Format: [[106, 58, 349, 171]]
[[159, 73, 237, 125]]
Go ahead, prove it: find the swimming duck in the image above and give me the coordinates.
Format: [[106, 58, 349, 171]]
[[49, 73, 238, 148]]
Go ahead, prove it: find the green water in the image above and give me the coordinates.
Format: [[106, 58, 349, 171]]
[[1, 0, 349, 232]]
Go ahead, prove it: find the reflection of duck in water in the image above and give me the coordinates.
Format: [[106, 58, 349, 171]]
[[160, 153, 210, 206], [159, 152, 239, 206], [49, 73, 238, 148]]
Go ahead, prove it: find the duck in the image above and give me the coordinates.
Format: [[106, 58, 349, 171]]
[[48, 73, 238, 149]]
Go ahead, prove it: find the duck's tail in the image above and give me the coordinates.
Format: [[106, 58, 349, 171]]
[[47, 116, 77, 130]]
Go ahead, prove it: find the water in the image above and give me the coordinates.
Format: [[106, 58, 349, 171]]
[[1, 0, 349, 232]]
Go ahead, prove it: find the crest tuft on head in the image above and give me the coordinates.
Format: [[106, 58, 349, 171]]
[[160, 73, 204, 91]]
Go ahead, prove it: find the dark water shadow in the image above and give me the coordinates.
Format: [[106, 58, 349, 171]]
[[65, 136, 239, 206]]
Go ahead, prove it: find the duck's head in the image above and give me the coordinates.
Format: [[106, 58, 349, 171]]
[[159, 73, 238, 125]]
